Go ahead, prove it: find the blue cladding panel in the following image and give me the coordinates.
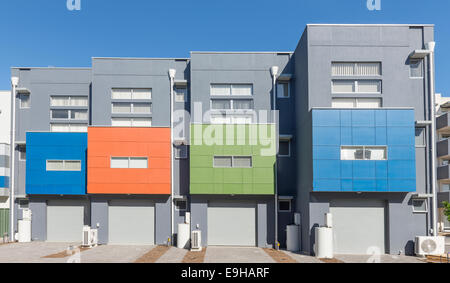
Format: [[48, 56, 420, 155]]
[[26, 133, 87, 195], [312, 109, 416, 192], [0, 176, 9, 188]]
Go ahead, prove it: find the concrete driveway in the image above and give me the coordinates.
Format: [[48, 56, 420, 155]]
[[0, 242, 429, 263], [204, 247, 275, 263]]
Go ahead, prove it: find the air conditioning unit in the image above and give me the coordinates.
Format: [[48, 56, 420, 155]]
[[415, 236, 446, 256], [82, 226, 98, 248], [191, 230, 202, 252]]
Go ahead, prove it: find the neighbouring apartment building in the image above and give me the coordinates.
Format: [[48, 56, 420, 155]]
[[9, 24, 438, 255], [0, 91, 11, 237], [435, 93, 450, 233]]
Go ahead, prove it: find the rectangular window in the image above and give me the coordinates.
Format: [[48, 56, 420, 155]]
[[51, 124, 88, 133], [111, 103, 151, 114], [341, 146, 387, 161], [332, 80, 381, 94], [211, 99, 253, 110], [19, 199, 29, 209], [51, 109, 88, 120], [50, 96, 88, 107], [233, 156, 252, 168], [279, 140, 291, 157], [20, 94, 31, 109], [412, 199, 428, 213], [111, 157, 148, 169], [175, 87, 187, 103], [175, 145, 188, 159], [213, 156, 233, 168], [210, 114, 253, 124], [19, 146, 26, 161], [415, 128, 426, 147], [111, 89, 152, 100], [332, 98, 382, 109], [111, 118, 152, 127], [332, 62, 381, 76], [410, 59, 423, 78], [277, 82, 290, 98], [213, 156, 252, 168], [278, 200, 292, 212], [46, 160, 82, 171], [211, 84, 253, 96]]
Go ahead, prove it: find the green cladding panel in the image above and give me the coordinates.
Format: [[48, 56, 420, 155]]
[[190, 124, 276, 195], [0, 209, 9, 237]]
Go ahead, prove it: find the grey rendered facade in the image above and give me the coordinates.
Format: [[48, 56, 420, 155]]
[[9, 24, 437, 255]]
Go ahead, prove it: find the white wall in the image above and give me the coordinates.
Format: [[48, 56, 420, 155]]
[[0, 91, 10, 209], [0, 91, 11, 144]]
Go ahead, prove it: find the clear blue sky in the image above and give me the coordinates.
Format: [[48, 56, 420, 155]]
[[0, 0, 449, 95]]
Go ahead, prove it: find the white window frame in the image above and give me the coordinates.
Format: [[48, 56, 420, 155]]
[[51, 109, 88, 120], [111, 118, 152, 127], [50, 123, 88, 133], [210, 99, 254, 110], [18, 145, 26, 161], [111, 102, 152, 114], [340, 146, 388, 161], [332, 97, 382, 109], [50, 96, 88, 107], [19, 94, 31, 109], [332, 80, 382, 94], [174, 87, 187, 103], [409, 59, 424, 79], [110, 157, 149, 169], [278, 199, 292, 212], [412, 198, 428, 214], [279, 140, 291, 157], [46, 160, 82, 172], [111, 88, 152, 100], [332, 62, 382, 76], [277, 81, 290, 99], [213, 156, 253, 168], [210, 84, 253, 96]]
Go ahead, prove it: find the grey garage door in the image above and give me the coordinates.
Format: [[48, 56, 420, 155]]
[[208, 201, 256, 246], [330, 199, 386, 254], [47, 200, 85, 243], [108, 200, 154, 245]]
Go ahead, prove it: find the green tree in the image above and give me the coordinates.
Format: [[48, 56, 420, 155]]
[[443, 201, 450, 222]]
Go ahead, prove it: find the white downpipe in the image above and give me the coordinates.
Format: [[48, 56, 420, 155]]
[[270, 66, 279, 249], [10, 77, 18, 242], [427, 42, 438, 236], [169, 69, 176, 245]]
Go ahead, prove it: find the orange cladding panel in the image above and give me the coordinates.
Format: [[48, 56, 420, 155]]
[[87, 127, 171, 195]]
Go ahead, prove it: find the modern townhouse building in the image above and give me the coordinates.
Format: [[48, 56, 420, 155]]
[[9, 23, 439, 256], [189, 52, 295, 247], [88, 58, 189, 245], [295, 24, 436, 255], [10, 67, 91, 242], [0, 91, 11, 237]]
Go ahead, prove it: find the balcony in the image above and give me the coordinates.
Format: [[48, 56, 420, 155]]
[[437, 113, 450, 132], [438, 139, 450, 159], [438, 164, 450, 181]]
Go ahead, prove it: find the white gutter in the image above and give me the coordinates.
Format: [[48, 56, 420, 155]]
[[270, 66, 279, 249], [10, 77, 18, 242], [169, 69, 176, 245], [426, 42, 438, 236]]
